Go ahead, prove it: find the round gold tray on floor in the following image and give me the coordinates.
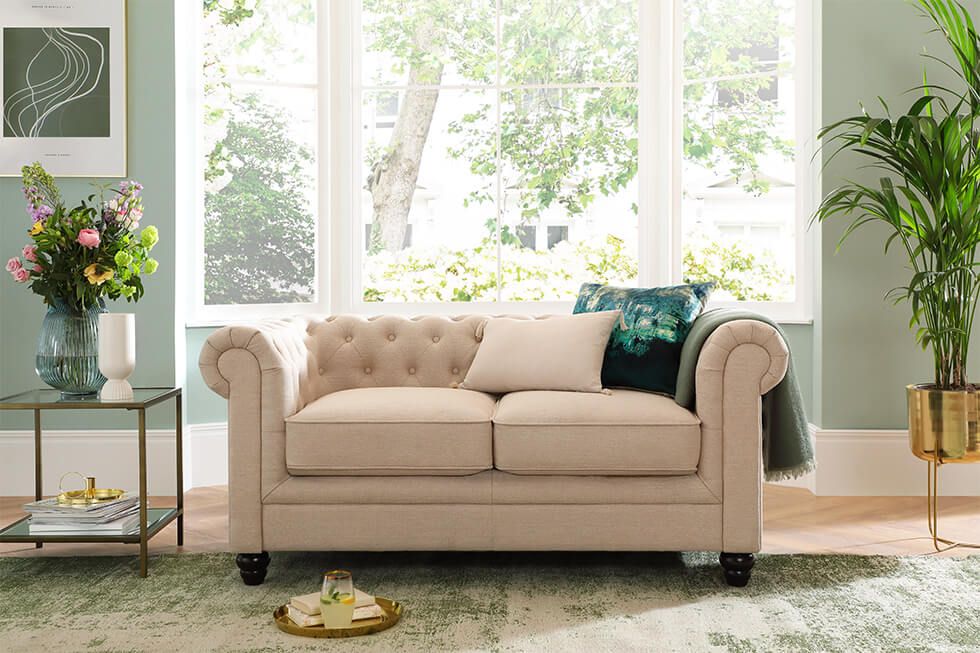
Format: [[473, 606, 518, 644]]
[[273, 597, 402, 638]]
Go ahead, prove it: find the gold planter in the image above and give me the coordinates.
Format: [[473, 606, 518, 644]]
[[907, 383, 980, 463], [907, 384, 980, 552]]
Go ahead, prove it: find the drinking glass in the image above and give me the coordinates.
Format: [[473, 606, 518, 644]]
[[320, 570, 355, 628]]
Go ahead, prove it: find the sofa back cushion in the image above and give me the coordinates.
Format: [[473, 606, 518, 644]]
[[304, 315, 497, 397]]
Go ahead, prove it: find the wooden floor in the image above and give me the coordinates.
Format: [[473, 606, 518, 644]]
[[1, 484, 978, 558]]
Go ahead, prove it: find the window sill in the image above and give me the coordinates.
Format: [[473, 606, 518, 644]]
[[186, 302, 814, 329]]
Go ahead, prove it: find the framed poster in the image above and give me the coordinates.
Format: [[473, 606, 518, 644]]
[[0, 0, 126, 177]]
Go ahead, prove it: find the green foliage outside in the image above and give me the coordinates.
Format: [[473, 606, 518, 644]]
[[203, 93, 315, 304], [682, 236, 789, 302]]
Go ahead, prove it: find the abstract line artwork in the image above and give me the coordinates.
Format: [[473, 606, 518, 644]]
[[2, 27, 110, 138]]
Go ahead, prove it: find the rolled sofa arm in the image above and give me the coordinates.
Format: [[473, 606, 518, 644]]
[[693, 319, 789, 553], [199, 316, 316, 551]]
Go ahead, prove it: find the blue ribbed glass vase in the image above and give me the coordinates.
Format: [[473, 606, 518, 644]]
[[35, 299, 107, 396]]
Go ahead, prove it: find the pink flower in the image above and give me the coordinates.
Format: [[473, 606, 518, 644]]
[[77, 229, 101, 249], [22, 245, 37, 262], [33, 262, 43, 272], [5, 257, 22, 273], [13, 268, 29, 283]]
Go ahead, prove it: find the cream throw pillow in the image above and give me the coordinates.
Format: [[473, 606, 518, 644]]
[[461, 311, 622, 393]]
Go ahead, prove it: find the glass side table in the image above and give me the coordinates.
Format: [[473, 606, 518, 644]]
[[0, 387, 183, 577]]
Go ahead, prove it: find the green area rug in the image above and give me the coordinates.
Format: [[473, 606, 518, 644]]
[[1, 551, 978, 652]]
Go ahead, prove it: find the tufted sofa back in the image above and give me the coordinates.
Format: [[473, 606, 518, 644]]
[[303, 314, 540, 401]]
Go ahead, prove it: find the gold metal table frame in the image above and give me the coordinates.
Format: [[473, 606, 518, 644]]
[[0, 387, 183, 577]]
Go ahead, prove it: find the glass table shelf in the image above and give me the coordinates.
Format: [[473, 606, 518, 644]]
[[0, 508, 180, 544], [0, 387, 180, 410]]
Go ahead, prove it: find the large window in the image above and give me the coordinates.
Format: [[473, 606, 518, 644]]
[[194, 0, 815, 321]]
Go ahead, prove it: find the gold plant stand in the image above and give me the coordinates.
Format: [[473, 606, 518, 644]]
[[908, 384, 980, 552], [925, 457, 980, 552]]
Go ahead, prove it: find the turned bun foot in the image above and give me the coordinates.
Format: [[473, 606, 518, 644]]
[[236, 552, 270, 586], [719, 552, 755, 587]]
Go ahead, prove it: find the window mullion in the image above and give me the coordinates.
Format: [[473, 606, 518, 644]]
[[495, 0, 503, 302], [639, 0, 675, 287]]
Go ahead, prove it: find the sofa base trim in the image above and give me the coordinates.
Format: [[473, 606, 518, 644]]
[[260, 504, 727, 552], [261, 470, 722, 506]]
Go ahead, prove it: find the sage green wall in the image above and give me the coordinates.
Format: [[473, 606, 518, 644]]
[[0, 1, 176, 430], [817, 0, 980, 429], [186, 327, 226, 424]]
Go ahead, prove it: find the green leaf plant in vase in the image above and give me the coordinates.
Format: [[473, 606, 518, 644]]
[[5, 162, 160, 397], [815, 0, 980, 538]]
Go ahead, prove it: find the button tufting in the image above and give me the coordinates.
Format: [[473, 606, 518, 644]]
[[452, 367, 459, 374], [318, 368, 325, 375], [432, 336, 440, 343], [345, 335, 352, 343], [388, 334, 396, 341], [450, 382, 459, 389], [364, 367, 372, 374], [408, 367, 416, 374]]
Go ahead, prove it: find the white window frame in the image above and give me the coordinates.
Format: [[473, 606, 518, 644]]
[[188, 0, 818, 326]]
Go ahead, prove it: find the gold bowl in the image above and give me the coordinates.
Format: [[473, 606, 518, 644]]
[[908, 383, 980, 462], [57, 487, 126, 505], [56, 473, 125, 505]]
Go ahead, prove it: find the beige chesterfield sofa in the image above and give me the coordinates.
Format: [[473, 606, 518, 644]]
[[200, 314, 788, 587]]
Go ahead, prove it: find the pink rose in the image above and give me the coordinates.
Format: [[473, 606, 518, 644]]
[[77, 229, 101, 249], [22, 245, 37, 262], [5, 257, 22, 273], [33, 262, 43, 272], [13, 268, 29, 283]]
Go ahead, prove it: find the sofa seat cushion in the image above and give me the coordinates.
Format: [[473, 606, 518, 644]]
[[492, 389, 701, 475], [285, 387, 496, 476]]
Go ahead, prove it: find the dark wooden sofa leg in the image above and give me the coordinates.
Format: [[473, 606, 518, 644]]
[[236, 552, 270, 586], [719, 552, 754, 587]]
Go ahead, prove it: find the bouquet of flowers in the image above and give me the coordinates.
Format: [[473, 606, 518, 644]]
[[5, 162, 160, 312]]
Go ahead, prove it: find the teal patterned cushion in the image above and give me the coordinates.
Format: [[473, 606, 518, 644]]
[[572, 282, 714, 395]]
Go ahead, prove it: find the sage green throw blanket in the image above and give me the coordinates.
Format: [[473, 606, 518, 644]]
[[674, 308, 814, 482]]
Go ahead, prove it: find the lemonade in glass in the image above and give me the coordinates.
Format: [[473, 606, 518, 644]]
[[320, 570, 355, 628]]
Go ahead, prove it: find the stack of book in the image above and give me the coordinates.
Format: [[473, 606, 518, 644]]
[[23, 493, 142, 534], [287, 588, 383, 627]]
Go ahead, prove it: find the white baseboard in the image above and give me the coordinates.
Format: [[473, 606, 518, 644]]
[[183, 422, 229, 489], [4, 422, 976, 497], [771, 425, 980, 496], [0, 423, 229, 496]]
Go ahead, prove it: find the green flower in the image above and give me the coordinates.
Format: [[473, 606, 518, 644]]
[[120, 285, 136, 298], [144, 258, 158, 275], [114, 251, 133, 268], [140, 226, 159, 250]]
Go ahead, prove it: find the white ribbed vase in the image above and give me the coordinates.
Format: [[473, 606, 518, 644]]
[[98, 313, 135, 401]]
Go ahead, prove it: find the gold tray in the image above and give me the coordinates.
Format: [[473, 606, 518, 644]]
[[57, 488, 126, 506], [273, 597, 402, 638]]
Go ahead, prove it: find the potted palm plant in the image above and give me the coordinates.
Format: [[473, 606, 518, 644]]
[[815, 0, 980, 466]]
